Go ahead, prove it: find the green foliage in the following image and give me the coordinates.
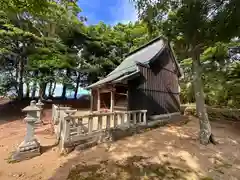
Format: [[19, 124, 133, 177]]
[[0, 0, 150, 98], [180, 42, 240, 108], [0, 0, 239, 110], [133, 0, 240, 112], [81, 21, 149, 83], [181, 105, 240, 121], [0, 0, 87, 97]]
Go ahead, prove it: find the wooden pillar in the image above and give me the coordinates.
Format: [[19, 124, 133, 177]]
[[97, 88, 101, 111], [110, 90, 114, 112], [143, 111, 147, 125], [90, 89, 93, 112], [127, 90, 129, 111]]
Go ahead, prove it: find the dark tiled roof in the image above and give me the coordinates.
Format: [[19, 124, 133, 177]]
[[87, 37, 177, 89]]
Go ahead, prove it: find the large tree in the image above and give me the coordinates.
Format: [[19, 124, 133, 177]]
[[132, 0, 240, 144], [81, 21, 149, 84], [0, 0, 89, 99]]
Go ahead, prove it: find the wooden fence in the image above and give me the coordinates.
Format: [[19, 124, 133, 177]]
[[52, 104, 147, 151], [52, 104, 72, 141]]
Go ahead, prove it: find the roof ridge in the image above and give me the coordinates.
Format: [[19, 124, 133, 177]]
[[124, 36, 164, 57], [107, 36, 165, 77]]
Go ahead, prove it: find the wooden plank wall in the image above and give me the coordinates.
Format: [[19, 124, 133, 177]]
[[128, 48, 180, 116]]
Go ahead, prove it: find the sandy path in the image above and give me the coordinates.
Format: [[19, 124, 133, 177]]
[[0, 113, 240, 180]]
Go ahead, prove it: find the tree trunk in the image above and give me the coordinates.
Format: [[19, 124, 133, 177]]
[[15, 61, 19, 95], [31, 82, 37, 99], [18, 59, 24, 99], [25, 82, 30, 98], [61, 69, 70, 99], [39, 82, 47, 100], [61, 83, 67, 99], [51, 81, 56, 96], [192, 50, 213, 145], [48, 82, 53, 98], [74, 72, 81, 99], [31, 71, 38, 99]]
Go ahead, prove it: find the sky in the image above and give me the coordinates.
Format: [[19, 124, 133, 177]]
[[77, 0, 138, 25]]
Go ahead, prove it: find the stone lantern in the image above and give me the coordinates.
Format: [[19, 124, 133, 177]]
[[36, 99, 44, 124], [11, 100, 41, 162]]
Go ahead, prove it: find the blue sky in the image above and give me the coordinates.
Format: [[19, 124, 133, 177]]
[[77, 0, 138, 25]]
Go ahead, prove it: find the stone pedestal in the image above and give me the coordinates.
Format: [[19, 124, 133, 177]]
[[11, 139, 41, 162], [10, 101, 41, 162]]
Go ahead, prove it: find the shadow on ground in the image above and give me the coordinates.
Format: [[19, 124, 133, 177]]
[[48, 116, 240, 180], [67, 155, 207, 180]]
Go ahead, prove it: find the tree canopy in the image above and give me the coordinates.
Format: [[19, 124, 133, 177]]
[[132, 0, 240, 144], [0, 1, 150, 99]]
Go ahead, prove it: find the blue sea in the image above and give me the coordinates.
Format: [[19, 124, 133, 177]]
[[8, 83, 90, 99]]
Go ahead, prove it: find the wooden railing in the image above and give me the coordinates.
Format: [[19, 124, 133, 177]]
[[51, 104, 185, 153], [59, 110, 147, 150], [52, 104, 147, 151], [51, 104, 72, 141], [52, 104, 58, 125]]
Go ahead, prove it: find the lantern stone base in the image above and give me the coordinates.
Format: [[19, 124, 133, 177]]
[[10, 139, 41, 162]]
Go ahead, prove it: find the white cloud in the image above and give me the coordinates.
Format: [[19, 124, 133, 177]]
[[110, 0, 138, 25]]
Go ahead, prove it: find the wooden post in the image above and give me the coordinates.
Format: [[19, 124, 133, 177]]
[[106, 115, 111, 129], [98, 115, 102, 130], [77, 118, 83, 135], [127, 90, 129, 111], [98, 115, 103, 143], [143, 111, 147, 125], [133, 113, 137, 124], [110, 90, 114, 112], [97, 88, 101, 111], [127, 112, 131, 127], [138, 112, 141, 123], [90, 89, 93, 112], [120, 113, 124, 125], [113, 113, 118, 128], [88, 116, 93, 133], [62, 115, 71, 150], [117, 113, 121, 125]]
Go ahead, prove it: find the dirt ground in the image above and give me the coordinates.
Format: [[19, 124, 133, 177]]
[[0, 104, 240, 180]]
